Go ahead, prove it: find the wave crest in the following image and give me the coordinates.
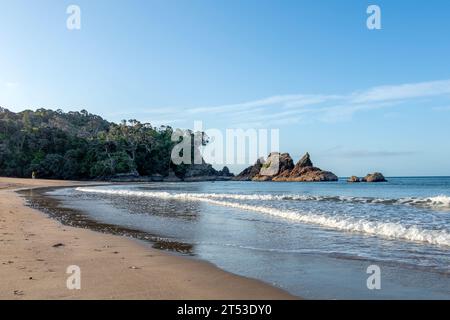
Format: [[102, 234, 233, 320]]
[[75, 187, 450, 247], [76, 189, 450, 209]]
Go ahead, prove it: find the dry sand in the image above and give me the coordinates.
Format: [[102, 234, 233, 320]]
[[0, 177, 295, 300]]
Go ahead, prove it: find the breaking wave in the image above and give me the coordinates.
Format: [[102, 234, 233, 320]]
[[187, 193, 450, 209], [156, 193, 450, 209], [76, 187, 450, 247], [78, 188, 450, 209]]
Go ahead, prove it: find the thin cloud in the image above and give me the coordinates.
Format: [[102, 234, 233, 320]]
[[143, 118, 186, 127], [4, 82, 19, 88], [187, 95, 309, 114], [351, 79, 450, 103], [111, 79, 450, 127], [332, 150, 418, 158], [432, 105, 450, 111], [180, 79, 450, 125]]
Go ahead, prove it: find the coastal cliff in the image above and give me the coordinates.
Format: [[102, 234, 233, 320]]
[[0, 108, 234, 182], [0, 108, 387, 183]]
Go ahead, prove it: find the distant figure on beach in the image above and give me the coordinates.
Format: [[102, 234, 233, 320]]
[[32, 171, 36, 179]]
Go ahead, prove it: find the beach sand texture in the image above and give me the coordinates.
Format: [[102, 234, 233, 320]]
[[0, 177, 295, 300]]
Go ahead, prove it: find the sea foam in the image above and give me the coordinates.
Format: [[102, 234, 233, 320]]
[[75, 187, 450, 247], [77, 188, 450, 209]]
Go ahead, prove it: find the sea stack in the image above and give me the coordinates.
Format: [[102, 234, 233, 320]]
[[232, 158, 264, 181], [274, 152, 338, 182], [252, 153, 295, 181], [234, 152, 338, 182]]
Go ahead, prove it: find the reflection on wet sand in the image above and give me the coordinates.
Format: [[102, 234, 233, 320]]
[[19, 187, 194, 254]]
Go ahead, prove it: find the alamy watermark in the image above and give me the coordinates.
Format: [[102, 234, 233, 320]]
[[66, 265, 81, 290], [367, 5, 381, 30], [366, 265, 381, 290], [66, 5, 81, 30], [171, 121, 280, 174]]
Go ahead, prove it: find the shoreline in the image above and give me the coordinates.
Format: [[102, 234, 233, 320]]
[[20, 186, 196, 254], [0, 177, 296, 300]]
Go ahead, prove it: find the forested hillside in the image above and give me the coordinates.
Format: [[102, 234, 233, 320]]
[[0, 107, 206, 180]]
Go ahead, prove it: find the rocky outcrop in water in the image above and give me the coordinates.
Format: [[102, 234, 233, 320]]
[[347, 176, 361, 183], [234, 152, 338, 182], [275, 167, 338, 182], [217, 166, 233, 177], [253, 153, 295, 181], [362, 172, 387, 182], [232, 158, 264, 181], [296, 152, 313, 168], [272, 152, 338, 182]]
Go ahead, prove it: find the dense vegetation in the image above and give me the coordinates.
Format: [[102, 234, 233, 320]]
[[0, 107, 202, 180]]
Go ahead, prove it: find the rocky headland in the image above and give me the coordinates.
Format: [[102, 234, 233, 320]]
[[111, 161, 234, 182], [181, 161, 234, 182]]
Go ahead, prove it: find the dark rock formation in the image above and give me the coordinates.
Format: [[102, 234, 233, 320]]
[[347, 176, 360, 183], [273, 153, 338, 182], [362, 172, 387, 182], [296, 152, 313, 168], [233, 158, 264, 181], [284, 152, 315, 177], [274, 166, 338, 182], [164, 169, 182, 182], [184, 161, 218, 179], [235, 152, 337, 182], [217, 166, 233, 177], [253, 153, 294, 181], [110, 170, 142, 182], [151, 174, 164, 182], [182, 161, 234, 182]]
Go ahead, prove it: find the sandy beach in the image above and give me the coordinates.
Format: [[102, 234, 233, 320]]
[[0, 177, 295, 300]]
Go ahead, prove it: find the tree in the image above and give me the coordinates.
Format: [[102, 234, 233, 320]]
[[0, 109, 210, 180]]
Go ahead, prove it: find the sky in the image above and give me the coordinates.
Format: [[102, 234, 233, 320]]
[[0, 0, 450, 176]]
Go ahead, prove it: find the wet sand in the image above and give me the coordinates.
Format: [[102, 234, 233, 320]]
[[0, 177, 295, 300]]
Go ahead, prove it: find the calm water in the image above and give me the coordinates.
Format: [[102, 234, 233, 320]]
[[47, 177, 450, 299]]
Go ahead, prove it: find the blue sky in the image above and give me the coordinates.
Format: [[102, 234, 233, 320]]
[[1, 0, 450, 176]]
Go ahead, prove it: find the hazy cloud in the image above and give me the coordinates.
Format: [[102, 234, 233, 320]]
[[432, 105, 450, 111], [351, 79, 450, 104], [4, 82, 19, 88], [179, 79, 450, 126], [331, 150, 418, 158], [110, 79, 450, 128]]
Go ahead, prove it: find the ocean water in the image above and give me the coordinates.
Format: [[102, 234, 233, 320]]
[[46, 177, 450, 299]]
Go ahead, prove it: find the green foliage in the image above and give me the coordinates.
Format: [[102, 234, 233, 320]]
[[262, 161, 272, 169], [0, 107, 185, 180]]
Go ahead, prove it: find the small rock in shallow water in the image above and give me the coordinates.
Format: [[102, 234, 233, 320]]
[[362, 172, 387, 182], [347, 176, 361, 183]]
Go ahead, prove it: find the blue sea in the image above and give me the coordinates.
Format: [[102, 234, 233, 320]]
[[46, 177, 450, 299]]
